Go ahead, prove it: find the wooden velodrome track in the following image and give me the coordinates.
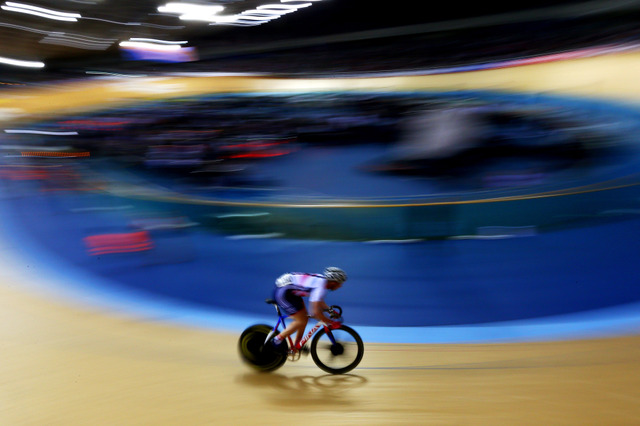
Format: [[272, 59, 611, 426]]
[[2, 51, 640, 425]]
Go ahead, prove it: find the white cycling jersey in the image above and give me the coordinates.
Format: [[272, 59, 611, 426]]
[[275, 272, 328, 302]]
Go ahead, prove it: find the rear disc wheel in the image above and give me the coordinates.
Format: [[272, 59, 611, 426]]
[[238, 324, 287, 372]]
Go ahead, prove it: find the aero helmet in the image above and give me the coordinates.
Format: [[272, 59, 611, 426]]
[[324, 266, 347, 283]]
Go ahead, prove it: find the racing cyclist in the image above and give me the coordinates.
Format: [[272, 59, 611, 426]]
[[271, 266, 347, 353]]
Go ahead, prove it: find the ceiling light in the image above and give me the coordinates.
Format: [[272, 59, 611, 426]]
[[4, 129, 78, 135], [256, 3, 311, 10], [157, 2, 224, 22], [119, 41, 183, 51], [129, 38, 187, 45], [0, 55, 44, 68], [1, 2, 81, 21], [208, 1, 315, 26]]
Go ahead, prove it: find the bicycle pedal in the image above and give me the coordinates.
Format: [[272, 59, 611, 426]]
[[287, 350, 301, 361]]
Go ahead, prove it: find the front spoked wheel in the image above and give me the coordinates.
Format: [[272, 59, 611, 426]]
[[310, 325, 364, 374]]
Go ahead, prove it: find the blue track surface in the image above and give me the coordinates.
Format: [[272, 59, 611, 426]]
[[2, 182, 640, 343]]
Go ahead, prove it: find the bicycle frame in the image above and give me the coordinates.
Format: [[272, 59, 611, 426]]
[[264, 303, 337, 351], [240, 300, 363, 374]]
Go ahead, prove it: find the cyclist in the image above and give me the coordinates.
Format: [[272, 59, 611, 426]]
[[271, 266, 347, 353]]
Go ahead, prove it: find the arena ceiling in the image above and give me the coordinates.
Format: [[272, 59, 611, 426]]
[[0, 0, 634, 70]]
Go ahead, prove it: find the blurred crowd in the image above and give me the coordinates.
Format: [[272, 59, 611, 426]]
[[2, 88, 625, 195]]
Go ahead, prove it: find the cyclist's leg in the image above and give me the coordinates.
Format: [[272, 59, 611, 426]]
[[273, 287, 308, 349], [278, 308, 308, 350]]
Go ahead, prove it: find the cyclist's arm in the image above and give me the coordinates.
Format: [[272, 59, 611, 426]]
[[310, 300, 330, 322]]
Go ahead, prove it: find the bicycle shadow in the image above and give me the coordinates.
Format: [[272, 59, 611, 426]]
[[237, 371, 368, 407]]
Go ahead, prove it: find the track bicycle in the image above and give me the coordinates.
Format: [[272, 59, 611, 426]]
[[238, 299, 364, 374]]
